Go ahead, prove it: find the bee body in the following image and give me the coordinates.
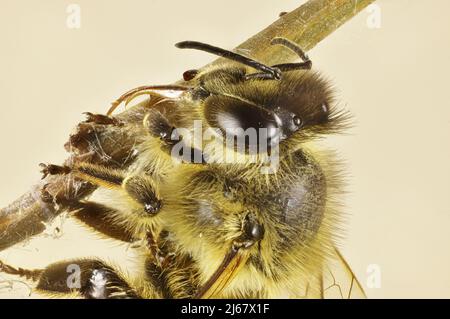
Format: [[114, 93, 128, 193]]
[[1, 39, 362, 299]]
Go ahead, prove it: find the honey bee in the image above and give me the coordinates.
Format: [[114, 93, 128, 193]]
[[0, 38, 365, 299]]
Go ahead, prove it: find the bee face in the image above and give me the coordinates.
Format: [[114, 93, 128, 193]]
[[188, 65, 337, 155], [266, 71, 333, 138]]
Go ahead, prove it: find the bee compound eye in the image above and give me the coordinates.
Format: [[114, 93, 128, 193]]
[[206, 98, 281, 149]]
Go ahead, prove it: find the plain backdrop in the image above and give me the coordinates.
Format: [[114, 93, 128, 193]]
[[0, 0, 449, 298]]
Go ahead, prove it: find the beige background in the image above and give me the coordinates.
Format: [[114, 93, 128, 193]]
[[0, 0, 449, 298]]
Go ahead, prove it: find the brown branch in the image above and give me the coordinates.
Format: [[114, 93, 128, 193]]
[[0, 0, 375, 251]]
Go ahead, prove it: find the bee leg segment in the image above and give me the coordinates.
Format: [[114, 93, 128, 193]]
[[146, 231, 174, 268], [144, 109, 206, 164], [123, 175, 162, 215], [39, 162, 124, 189], [40, 162, 162, 215], [144, 109, 177, 146], [70, 164, 163, 215], [195, 213, 264, 299], [82, 112, 123, 126], [68, 201, 136, 243], [108, 85, 189, 116], [0, 260, 43, 281], [39, 163, 72, 179]]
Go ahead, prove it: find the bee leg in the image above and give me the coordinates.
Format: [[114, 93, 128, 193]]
[[144, 109, 177, 145], [123, 175, 162, 215], [67, 201, 136, 243], [39, 162, 123, 188], [39, 163, 72, 179], [1, 259, 140, 298], [44, 186, 149, 243], [146, 230, 175, 269], [82, 112, 123, 126], [0, 260, 43, 281], [108, 85, 189, 116], [144, 109, 205, 164], [39, 163, 162, 215]]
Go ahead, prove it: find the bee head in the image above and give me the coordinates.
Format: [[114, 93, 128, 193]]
[[176, 40, 349, 155], [264, 71, 349, 141], [196, 70, 349, 160]]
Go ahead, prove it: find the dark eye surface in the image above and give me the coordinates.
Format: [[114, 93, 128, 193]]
[[215, 103, 278, 137], [204, 96, 281, 150]]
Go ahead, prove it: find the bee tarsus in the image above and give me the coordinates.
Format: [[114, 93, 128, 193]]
[[39, 163, 72, 179]]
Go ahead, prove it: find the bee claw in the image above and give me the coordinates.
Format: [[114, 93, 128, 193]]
[[39, 163, 71, 179], [39, 163, 49, 179], [40, 183, 54, 203]]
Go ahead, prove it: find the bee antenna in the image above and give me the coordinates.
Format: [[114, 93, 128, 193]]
[[270, 37, 310, 63], [175, 41, 281, 80], [269, 37, 312, 71]]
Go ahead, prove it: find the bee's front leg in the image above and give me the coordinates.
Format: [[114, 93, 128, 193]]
[[39, 163, 162, 215], [66, 200, 136, 243], [144, 109, 206, 164], [144, 109, 176, 144]]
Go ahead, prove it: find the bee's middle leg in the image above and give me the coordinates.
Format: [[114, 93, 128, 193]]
[[67, 200, 136, 242], [40, 163, 162, 215]]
